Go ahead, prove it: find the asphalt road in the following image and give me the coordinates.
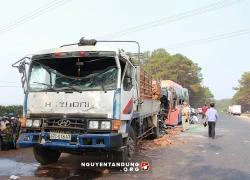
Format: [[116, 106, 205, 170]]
[[1, 114, 250, 180]]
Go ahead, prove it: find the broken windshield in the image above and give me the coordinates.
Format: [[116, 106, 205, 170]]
[[28, 56, 118, 92]]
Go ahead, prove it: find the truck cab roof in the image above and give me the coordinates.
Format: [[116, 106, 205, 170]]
[[29, 38, 138, 66], [33, 45, 120, 55], [31, 47, 134, 69]]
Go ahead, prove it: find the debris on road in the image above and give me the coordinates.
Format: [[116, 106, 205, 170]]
[[139, 127, 186, 150]]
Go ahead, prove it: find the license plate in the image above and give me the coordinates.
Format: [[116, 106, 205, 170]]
[[50, 132, 71, 140]]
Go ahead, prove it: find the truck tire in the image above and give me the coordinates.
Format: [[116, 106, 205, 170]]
[[33, 145, 61, 165], [152, 124, 160, 139], [152, 116, 160, 139], [126, 126, 136, 160], [113, 127, 136, 162]]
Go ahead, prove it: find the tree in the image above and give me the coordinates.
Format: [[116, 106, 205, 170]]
[[232, 71, 250, 112], [203, 86, 214, 103], [142, 48, 212, 107], [142, 49, 171, 80], [193, 86, 214, 107], [215, 99, 232, 112], [0, 105, 23, 116]]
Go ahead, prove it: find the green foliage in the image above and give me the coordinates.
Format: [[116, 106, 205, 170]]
[[0, 105, 23, 116], [215, 99, 232, 112], [232, 71, 250, 112], [192, 86, 214, 107], [141, 48, 214, 107], [203, 86, 214, 103]]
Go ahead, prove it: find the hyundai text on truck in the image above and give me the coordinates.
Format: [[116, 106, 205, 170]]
[[13, 38, 161, 164]]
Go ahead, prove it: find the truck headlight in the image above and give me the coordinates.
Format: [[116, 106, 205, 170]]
[[32, 120, 41, 127], [26, 119, 33, 127], [101, 121, 111, 130], [89, 121, 99, 129]]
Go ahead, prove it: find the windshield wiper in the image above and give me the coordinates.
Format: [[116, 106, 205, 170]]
[[100, 81, 106, 92], [32, 82, 82, 92], [31, 82, 56, 91]]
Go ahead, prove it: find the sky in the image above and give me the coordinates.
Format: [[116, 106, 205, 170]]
[[0, 0, 250, 105]]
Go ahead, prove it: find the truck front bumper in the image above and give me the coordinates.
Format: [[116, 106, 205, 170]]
[[17, 132, 123, 151]]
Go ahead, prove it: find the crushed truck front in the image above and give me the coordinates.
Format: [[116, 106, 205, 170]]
[[17, 46, 125, 152]]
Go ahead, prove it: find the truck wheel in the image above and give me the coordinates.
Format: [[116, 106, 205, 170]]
[[126, 127, 136, 160], [152, 126, 160, 139], [113, 127, 136, 162], [152, 117, 160, 139], [33, 145, 61, 165]]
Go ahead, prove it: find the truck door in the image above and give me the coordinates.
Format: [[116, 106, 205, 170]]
[[121, 63, 137, 120]]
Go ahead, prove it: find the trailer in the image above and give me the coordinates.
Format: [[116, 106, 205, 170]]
[[12, 38, 161, 164]]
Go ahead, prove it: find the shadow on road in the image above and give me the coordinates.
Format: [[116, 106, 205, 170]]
[[35, 166, 103, 180], [0, 147, 152, 179], [215, 134, 224, 139], [34, 153, 111, 179], [34, 151, 151, 179]]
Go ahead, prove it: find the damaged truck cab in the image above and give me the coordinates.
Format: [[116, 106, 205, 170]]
[[13, 38, 160, 164]]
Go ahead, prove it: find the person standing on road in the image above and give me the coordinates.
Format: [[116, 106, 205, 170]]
[[202, 104, 208, 119], [11, 117, 19, 149], [181, 101, 190, 132], [206, 103, 219, 139], [2, 122, 14, 150]]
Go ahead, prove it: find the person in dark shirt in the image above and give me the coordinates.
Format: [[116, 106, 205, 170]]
[[11, 117, 20, 149], [2, 122, 13, 150]]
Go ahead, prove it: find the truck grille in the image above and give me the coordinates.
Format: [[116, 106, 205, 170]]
[[43, 118, 87, 130]]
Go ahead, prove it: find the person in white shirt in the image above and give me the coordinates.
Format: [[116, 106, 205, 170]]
[[206, 103, 219, 139]]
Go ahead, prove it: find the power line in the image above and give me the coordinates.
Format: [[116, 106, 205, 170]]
[[0, 81, 19, 84], [166, 29, 250, 49], [0, 0, 61, 30], [99, 0, 245, 39], [0, 0, 72, 35], [0, 0, 72, 34], [0, 86, 21, 87]]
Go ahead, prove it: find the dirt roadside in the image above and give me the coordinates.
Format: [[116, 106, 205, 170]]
[[0, 125, 194, 179], [139, 127, 188, 151]]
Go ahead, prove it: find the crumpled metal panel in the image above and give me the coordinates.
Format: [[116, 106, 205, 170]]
[[27, 91, 115, 118]]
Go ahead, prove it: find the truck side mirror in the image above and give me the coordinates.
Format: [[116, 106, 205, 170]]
[[12, 57, 31, 94], [18, 62, 25, 73]]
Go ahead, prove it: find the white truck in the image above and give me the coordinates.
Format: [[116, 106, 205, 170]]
[[229, 105, 241, 115], [13, 38, 161, 164]]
